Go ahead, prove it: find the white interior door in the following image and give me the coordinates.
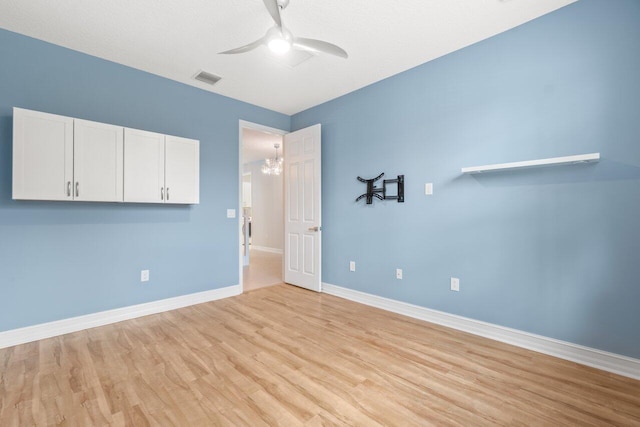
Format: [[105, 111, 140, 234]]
[[284, 124, 321, 292]]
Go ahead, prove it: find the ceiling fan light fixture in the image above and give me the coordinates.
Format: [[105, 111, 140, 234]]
[[220, 1, 347, 59], [268, 37, 292, 54], [266, 26, 293, 55]]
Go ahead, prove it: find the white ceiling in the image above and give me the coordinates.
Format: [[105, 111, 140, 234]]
[[0, 0, 576, 115], [242, 128, 283, 164]]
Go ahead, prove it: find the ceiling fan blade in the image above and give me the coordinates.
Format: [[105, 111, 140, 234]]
[[263, 0, 282, 27], [293, 37, 348, 59], [219, 37, 265, 54]]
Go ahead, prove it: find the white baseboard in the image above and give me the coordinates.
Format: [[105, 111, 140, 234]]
[[322, 283, 640, 380], [0, 284, 242, 349], [251, 245, 283, 254]]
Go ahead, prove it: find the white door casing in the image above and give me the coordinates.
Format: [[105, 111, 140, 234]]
[[238, 120, 288, 293], [242, 172, 252, 267], [284, 124, 321, 292]]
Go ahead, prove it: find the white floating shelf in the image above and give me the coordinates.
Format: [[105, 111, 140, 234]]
[[461, 153, 600, 174]]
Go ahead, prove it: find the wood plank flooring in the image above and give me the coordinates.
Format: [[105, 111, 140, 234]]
[[1, 284, 639, 426], [243, 249, 282, 292]]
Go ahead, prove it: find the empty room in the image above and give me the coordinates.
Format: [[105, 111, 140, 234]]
[[1, 0, 639, 425]]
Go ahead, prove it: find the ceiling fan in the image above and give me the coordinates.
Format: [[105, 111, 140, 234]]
[[220, 0, 348, 59]]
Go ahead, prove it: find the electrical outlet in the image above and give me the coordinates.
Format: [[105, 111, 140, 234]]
[[141, 270, 150, 282], [396, 268, 403, 279], [349, 261, 356, 272], [450, 277, 460, 292], [227, 209, 236, 218]]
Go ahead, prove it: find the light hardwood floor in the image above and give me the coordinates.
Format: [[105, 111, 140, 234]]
[[1, 284, 639, 426], [242, 249, 282, 292]]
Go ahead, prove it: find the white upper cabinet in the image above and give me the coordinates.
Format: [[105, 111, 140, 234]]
[[13, 108, 74, 201], [123, 128, 166, 203], [74, 119, 123, 202], [165, 136, 199, 204], [124, 131, 200, 204], [13, 108, 199, 204]]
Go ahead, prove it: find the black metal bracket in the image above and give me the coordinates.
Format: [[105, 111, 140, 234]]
[[356, 173, 404, 205]]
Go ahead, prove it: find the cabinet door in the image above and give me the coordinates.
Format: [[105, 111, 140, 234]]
[[74, 119, 124, 202], [165, 136, 199, 204], [123, 128, 165, 203], [12, 108, 74, 200]]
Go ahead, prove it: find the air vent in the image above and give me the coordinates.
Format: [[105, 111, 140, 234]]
[[194, 70, 221, 86]]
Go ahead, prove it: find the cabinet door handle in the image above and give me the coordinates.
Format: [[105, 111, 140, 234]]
[[161, 187, 164, 200], [67, 181, 71, 197], [75, 182, 79, 197], [166, 187, 170, 201]]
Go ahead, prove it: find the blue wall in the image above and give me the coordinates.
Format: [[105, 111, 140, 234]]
[[2, 0, 639, 360], [292, 0, 640, 358], [0, 29, 289, 331]]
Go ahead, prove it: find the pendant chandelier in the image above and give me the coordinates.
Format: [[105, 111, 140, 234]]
[[261, 143, 283, 175]]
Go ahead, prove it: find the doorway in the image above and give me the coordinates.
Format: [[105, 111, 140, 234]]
[[242, 172, 252, 267], [239, 121, 287, 292]]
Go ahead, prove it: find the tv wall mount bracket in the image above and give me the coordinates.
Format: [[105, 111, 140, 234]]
[[356, 173, 404, 205]]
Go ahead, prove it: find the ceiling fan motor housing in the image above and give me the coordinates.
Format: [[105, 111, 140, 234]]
[[277, 0, 290, 10]]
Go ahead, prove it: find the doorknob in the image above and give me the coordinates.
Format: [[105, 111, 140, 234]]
[[308, 226, 321, 232]]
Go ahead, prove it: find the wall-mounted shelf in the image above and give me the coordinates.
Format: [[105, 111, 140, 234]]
[[461, 153, 600, 174]]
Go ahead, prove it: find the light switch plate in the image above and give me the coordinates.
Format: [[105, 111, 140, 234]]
[[396, 268, 403, 279], [349, 261, 356, 272], [425, 183, 433, 195], [227, 209, 236, 218]]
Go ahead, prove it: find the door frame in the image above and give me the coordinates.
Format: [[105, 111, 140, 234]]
[[242, 171, 252, 267], [238, 120, 288, 293]]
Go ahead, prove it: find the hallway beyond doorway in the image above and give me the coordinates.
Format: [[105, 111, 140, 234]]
[[243, 248, 282, 292]]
